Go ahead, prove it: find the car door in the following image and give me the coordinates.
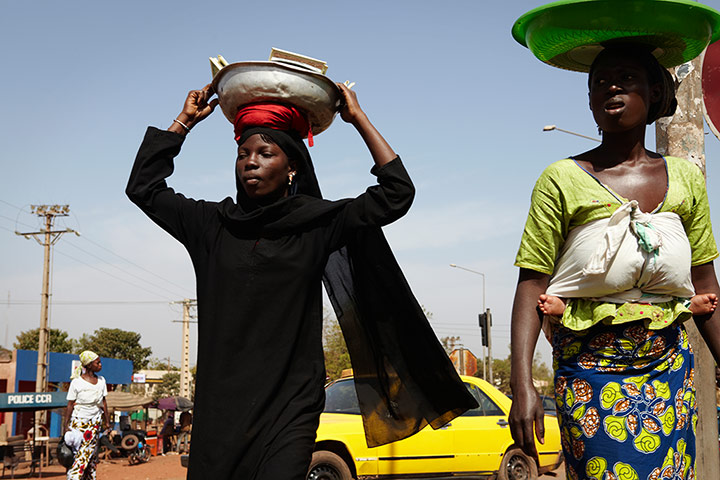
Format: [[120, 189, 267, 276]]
[[374, 421, 454, 476], [450, 381, 514, 475]]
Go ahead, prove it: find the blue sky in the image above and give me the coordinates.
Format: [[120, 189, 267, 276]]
[[1, 0, 719, 370]]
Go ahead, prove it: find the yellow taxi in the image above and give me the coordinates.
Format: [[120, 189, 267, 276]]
[[308, 375, 562, 480]]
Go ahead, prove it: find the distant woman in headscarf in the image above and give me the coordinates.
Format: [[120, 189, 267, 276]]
[[64, 350, 110, 480], [127, 81, 475, 479]]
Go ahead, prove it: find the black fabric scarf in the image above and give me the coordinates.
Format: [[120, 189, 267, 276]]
[[220, 127, 477, 447]]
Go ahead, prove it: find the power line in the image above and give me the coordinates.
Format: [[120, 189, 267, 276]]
[[59, 241, 190, 298], [0, 214, 36, 230], [3, 198, 193, 297], [0, 199, 26, 211], [73, 235, 192, 294], [0, 300, 171, 305], [53, 249, 178, 301]]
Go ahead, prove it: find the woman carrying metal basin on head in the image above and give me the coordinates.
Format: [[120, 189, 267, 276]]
[[126, 51, 476, 480], [509, 1, 720, 479]]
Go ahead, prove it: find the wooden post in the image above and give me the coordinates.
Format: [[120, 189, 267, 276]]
[[655, 54, 720, 477]]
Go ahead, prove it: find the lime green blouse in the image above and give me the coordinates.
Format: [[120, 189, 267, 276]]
[[515, 156, 718, 330]]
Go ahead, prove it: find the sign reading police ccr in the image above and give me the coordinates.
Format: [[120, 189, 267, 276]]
[[0, 391, 67, 411], [8, 393, 54, 405]]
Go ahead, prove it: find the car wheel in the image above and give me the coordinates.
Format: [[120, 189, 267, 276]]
[[307, 451, 352, 480], [497, 447, 539, 480], [121, 434, 139, 450]]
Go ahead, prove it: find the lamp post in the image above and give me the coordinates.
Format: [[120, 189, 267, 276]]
[[543, 124, 600, 142], [449, 264, 492, 383]]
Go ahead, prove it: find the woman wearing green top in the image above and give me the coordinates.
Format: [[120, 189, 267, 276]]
[[509, 44, 720, 480]]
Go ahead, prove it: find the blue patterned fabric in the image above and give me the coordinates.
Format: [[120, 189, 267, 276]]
[[552, 322, 696, 480]]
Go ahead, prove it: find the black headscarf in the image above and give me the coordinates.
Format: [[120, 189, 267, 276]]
[[236, 127, 321, 202], [221, 127, 477, 447]]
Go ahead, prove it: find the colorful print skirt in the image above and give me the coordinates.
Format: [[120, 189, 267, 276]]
[[67, 414, 102, 480], [552, 321, 696, 480]]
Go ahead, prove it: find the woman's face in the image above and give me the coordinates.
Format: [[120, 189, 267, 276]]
[[589, 52, 661, 133], [86, 357, 102, 373], [236, 134, 295, 202]]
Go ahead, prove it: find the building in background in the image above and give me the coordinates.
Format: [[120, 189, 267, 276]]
[[0, 349, 132, 437], [131, 369, 177, 397]]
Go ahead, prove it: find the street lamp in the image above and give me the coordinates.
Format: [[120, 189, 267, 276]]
[[449, 264, 485, 312], [449, 264, 492, 383], [543, 124, 600, 142]]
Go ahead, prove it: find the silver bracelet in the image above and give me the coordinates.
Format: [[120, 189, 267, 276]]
[[173, 118, 191, 133]]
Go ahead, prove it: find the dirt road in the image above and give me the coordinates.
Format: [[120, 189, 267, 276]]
[[3, 453, 186, 480], [6, 454, 564, 479]]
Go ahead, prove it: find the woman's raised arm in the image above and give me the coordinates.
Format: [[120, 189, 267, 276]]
[[336, 82, 397, 168], [167, 84, 219, 136]]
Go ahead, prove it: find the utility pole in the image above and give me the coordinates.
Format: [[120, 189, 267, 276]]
[[15, 204, 78, 430], [486, 308, 493, 385], [450, 264, 489, 380], [172, 299, 196, 399], [479, 309, 494, 384], [655, 54, 720, 477]]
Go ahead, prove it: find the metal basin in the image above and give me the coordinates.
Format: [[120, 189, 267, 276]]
[[211, 61, 342, 136]]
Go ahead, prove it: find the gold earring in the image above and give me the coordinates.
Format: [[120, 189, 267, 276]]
[[288, 172, 296, 186]]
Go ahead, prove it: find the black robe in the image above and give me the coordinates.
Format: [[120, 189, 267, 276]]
[[127, 127, 476, 479]]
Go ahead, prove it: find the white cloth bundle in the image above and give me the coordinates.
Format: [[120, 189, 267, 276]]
[[64, 429, 83, 452], [546, 200, 695, 303]]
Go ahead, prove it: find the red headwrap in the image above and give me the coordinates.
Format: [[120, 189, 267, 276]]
[[234, 103, 314, 146]]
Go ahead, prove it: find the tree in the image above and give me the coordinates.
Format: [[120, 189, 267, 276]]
[[322, 309, 351, 381], [153, 372, 180, 400], [75, 328, 152, 370], [14, 328, 74, 353], [147, 357, 179, 371], [531, 352, 554, 395], [491, 357, 512, 394], [483, 350, 554, 396], [421, 306, 461, 356], [440, 336, 462, 355]]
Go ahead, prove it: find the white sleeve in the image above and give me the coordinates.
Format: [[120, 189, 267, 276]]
[[66, 379, 78, 401], [101, 377, 108, 397]]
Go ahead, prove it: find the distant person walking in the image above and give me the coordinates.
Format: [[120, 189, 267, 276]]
[[159, 411, 175, 454], [64, 351, 111, 480], [177, 411, 192, 453]]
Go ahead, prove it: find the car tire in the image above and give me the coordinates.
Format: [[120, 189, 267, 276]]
[[121, 434, 139, 450], [307, 451, 352, 480], [497, 447, 538, 480]]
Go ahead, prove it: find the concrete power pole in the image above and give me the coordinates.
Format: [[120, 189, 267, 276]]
[[174, 299, 196, 399], [15, 204, 78, 430], [655, 54, 720, 477]]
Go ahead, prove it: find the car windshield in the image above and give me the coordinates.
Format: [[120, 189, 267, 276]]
[[324, 379, 361, 414]]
